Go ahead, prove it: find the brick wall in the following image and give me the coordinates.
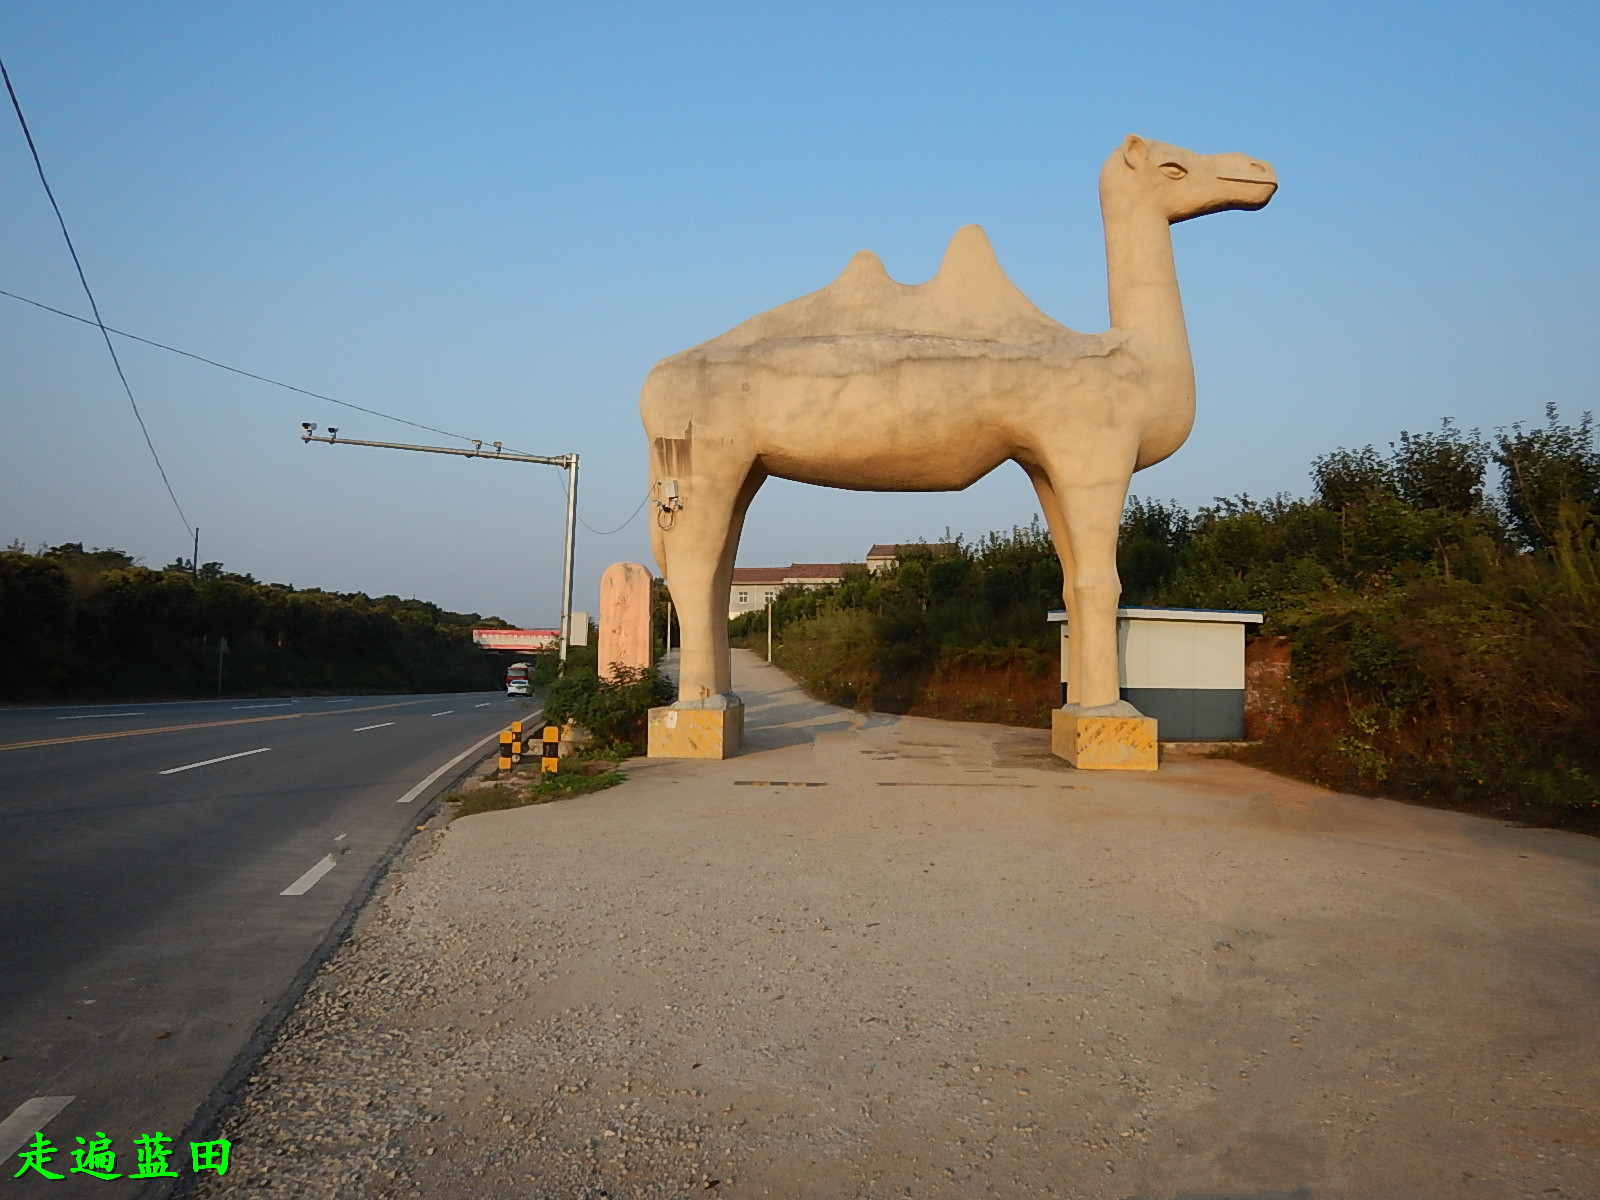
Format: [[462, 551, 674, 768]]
[[1244, 635, 1293, 741]]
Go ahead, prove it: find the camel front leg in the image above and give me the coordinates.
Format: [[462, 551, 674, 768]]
[[1052, 475, 1129, 710], [1038, 458, 1157, 769], [661, 462, 762, 704]]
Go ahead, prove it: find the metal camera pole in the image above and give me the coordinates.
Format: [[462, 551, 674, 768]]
[[299, 425, 579, 663]]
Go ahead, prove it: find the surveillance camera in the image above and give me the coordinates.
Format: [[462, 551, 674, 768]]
[[302, 422, 316, 432], [327, 427, 339, 437]]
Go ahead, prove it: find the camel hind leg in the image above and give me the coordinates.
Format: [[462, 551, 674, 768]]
[[1023, 464, 1080, 705]]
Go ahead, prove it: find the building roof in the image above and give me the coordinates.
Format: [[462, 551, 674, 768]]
[[731, 566, 790, 584], [1046, 607, 1265, 625], [731, 563, 853, 585]]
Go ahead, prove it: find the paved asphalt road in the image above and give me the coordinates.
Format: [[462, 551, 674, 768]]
[[0, 690, 536, 1196]]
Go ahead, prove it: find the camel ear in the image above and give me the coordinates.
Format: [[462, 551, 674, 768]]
[[1121, 134, 1148, 169]]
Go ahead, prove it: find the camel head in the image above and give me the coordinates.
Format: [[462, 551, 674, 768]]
[[1100, 134, 1277, 224]]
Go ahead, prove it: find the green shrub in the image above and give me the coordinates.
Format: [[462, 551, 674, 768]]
[[540, 661, 674, 752]]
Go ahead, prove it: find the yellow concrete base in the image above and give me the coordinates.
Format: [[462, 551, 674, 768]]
[[1051, 707, 1159, 771], [647, 700, 744, 759]]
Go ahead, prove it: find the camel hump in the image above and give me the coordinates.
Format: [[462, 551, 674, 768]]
[[833, 248, 892, 293], [934, 225, 1007, 291], [685, 225, 1071, 353], [916, 224, 1053, 338]]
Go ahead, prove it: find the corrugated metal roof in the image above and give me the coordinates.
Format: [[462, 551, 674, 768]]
[[1046, 607, 1265, 624]]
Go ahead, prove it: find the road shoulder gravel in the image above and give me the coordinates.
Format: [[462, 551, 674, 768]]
[[188, 654, 1600, 1200]]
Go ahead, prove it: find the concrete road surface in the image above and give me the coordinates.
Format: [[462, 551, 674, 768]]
[[0, 689, 533, 1197]]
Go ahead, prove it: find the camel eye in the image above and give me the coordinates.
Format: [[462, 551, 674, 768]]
[[1159, 162, 1188, 180]]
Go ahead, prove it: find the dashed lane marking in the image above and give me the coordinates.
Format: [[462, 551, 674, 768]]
[[231, 702, 293, 710], [0, 1096, 75, 1164], [158, 747, 271, 775], [429, 710, 454, 717], [280, 854, 339, 896], [473, 703, 492, 708], [354, 722, 395, 732], [54, 712, 146, 720]]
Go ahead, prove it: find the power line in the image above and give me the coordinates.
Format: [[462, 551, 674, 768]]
[[0, 288, 479, 446], [4, 285, 645, 534], [1, 54, 192, 537]]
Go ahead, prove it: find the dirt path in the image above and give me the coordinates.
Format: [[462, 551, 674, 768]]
[[194, 651, 1600, 1200]]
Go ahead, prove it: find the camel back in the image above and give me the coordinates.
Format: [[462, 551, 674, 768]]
[[686, 225, 1083, 353]]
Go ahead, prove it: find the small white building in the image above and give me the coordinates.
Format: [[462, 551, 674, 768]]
[[1047, 606, 1265, 740]]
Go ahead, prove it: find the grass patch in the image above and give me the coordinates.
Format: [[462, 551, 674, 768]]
[[446, 761, 625, 820]]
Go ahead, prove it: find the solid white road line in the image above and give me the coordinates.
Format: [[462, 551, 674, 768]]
[[396, 726, 519, 804], [430, 710, 454, 717], [353, 722, 395, 732], [280, 854, 339, 896], [158, 747, 271, 775], [0, 1095, 75, 1164], [232, 702, 293, 710], [55, 712, 146, 720]]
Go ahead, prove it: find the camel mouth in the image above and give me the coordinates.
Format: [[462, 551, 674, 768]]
[[1217, 176, 1277, 188]]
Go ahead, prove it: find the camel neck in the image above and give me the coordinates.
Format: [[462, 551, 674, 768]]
[[1102, 197, 1191, 375]]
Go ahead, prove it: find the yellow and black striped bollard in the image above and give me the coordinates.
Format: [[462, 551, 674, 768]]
[[541, 725, 560, 774]]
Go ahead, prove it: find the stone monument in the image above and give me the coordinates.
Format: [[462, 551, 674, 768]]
[[641, 135, 1276, 764], [597, 562, 653, 682]]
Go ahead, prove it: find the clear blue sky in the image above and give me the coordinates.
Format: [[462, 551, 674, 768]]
[[3, 2, 1595, 626]]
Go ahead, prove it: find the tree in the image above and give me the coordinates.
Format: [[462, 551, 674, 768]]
[[1495, 405, 1600, 549]]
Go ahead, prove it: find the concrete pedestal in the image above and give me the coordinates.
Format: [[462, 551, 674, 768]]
[[1051, 703, 1158, 771], [647, 695, 744, 759]]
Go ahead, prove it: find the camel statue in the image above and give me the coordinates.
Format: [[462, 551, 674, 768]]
[[641, 134, 1276, 759]]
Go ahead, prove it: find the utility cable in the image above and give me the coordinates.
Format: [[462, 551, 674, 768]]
[[580, 493, 649, 535], [547, 456, 649, 536], [3, 285, 620, 522], [1, 54, 192, 536], [0, 288, 479, 446]]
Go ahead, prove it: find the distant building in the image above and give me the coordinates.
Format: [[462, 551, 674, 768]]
[[865, 542, 959, 573], [729, 563, 851, 619]]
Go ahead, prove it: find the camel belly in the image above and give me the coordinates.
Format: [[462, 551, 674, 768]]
[[760, 440, 1008, 492]]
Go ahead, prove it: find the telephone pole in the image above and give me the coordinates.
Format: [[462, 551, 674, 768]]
[[300, 425, 580, 662]]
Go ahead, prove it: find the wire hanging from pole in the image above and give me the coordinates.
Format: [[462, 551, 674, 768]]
[[0, 287, 480, 446], [1, 55, 193, 537]]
